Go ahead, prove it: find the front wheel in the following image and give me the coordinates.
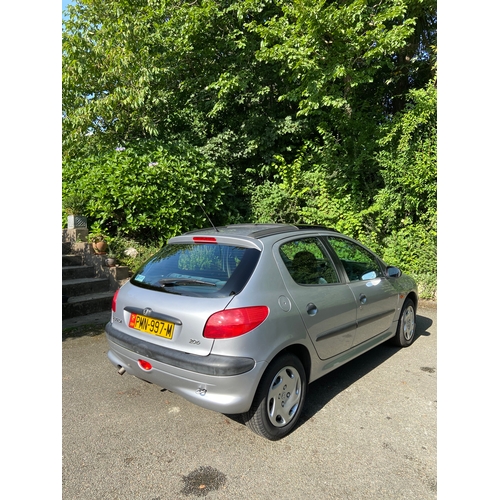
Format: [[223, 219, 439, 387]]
[[391, 298, 416, 347], [242, 353, 307, 440]]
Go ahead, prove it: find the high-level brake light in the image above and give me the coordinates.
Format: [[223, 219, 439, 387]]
[[192, 236, 217, 243]]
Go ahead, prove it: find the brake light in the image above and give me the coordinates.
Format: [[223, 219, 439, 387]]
[[193, 236, 217, 243], [111, 289, 119, 312], [203, 306, 269, 339]]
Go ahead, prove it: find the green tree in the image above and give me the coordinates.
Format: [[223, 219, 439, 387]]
[[63, 0, 437, 296]]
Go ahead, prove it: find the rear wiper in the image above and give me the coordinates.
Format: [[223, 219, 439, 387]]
[[159, 278, 217, 287]]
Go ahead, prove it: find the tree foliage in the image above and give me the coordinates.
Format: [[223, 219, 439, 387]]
[[62, 140, 234, 243], [62, 0, 437, 297]]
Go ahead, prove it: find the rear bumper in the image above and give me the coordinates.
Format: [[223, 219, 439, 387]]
[[105, 322, 255, 376], [105, 322, 265, 414]]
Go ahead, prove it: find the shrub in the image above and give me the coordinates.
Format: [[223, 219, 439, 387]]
[[62, 140, 233, 244], [106, 235, 162, 274], [380, 223, 437, 300]]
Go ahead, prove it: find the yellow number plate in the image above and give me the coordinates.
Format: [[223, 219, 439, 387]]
[[129, 313, 174, 339]]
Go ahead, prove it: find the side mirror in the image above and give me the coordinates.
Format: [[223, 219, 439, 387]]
[[386, 266, 402, 278]]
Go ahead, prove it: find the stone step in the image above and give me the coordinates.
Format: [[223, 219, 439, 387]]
[[62, 265, 96, 280], [62, 254, 84, 267], [62, 241, 72, 254], [62, 228, 131, 326], [62, 291, 115, 320], [62, 277, 111, 297]]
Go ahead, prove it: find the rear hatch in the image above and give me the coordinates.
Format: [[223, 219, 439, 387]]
[[110, 236, 262, 356]]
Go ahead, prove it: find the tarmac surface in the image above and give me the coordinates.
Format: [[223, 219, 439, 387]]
[[62, 310, 112, 330], [62, 303, 437, 499]]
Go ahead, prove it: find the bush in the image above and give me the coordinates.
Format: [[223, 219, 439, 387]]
[[62, 140, 233, 244], [380, 223, 437, 300], [106, 235, 162, 274], [249, 172, 437, 299]]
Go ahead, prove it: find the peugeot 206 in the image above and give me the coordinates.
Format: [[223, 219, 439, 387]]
[[105, 224, 418, 440]]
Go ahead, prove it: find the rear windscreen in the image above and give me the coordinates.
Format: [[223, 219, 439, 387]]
[[131, 243, 261, 297]]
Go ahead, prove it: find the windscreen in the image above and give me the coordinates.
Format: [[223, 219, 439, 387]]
[[131, 243, 260, 298]]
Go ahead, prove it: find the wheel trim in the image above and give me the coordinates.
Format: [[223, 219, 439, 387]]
[[402, 305, 416, 341], [266, 366, 302, 428]]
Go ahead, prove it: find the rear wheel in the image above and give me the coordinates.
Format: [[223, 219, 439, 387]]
[[391, 299, 416, 347], [243, 353, 307, 440]]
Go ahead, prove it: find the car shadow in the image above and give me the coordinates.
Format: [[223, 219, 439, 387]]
[[297, 311, 433, 428], [224, 312, 434, 432]]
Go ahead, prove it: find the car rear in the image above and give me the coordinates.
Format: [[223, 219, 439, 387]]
[[105, 231, 273, 413]]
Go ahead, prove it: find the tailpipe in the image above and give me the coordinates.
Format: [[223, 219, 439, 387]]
[[118, 367, 126, 375]]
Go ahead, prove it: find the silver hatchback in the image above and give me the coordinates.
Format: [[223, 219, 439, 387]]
[[106, 224, 418, 440]]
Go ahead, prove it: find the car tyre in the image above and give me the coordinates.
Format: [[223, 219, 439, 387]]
[[391, 298, 416, 347], [242, 353, 307, 440]]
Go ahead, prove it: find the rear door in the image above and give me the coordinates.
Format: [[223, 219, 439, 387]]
[[274, 237, 358, 360], [325, 236, 399, 347]]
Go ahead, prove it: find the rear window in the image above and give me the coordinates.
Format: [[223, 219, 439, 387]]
[[131, 243, 260, 297]]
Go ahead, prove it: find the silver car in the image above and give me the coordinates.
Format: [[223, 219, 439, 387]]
[[106, 224, 418, 440]]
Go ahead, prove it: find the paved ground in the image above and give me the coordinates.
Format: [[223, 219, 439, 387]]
[[62, 311, 111, 330], [62, 304, 437, 499]]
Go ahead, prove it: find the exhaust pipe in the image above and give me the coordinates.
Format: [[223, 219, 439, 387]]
[[118, 367, 126, 375]]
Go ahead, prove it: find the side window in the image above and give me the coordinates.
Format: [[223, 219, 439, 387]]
[[327, 237, 382, 282], [279, 238, 340, 285]]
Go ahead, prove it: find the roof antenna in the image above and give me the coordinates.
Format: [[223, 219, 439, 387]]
[[196, 199, 219, 232]]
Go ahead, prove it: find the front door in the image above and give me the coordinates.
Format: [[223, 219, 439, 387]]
[[325, 236, 399, 347]]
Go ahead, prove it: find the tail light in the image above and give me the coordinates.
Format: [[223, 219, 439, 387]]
[[203, 306, 269, 339], [111, 289, 119, 312]]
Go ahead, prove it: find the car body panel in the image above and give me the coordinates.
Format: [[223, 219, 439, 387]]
[[347, 278, 399, 347], [106, 337, 267, 414], [207, 243, 311, 362], [110, 283, 234, 356]]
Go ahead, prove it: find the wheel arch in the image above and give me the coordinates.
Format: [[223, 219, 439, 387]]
[[273, 344, 312, 384], [405, 291, 418, 312]]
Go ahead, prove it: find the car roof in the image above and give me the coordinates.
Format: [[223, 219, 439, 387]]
[[182, 223, 339, 239]]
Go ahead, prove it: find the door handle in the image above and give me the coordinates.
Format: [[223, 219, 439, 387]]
[[359, 294, 367, 305], [306, 303, 318, 316]]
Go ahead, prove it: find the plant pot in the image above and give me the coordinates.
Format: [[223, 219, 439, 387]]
[[92, 241, 108, 254]]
